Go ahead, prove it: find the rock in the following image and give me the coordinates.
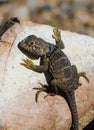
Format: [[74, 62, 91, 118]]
[[0, 20, 94, 130]]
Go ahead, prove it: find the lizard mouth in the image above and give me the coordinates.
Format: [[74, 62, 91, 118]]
[[18, 43, 39, 60]]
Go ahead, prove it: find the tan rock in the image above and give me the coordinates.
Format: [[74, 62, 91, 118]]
[[0, 20, 94, 130]]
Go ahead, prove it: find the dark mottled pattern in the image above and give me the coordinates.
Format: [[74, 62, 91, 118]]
[[48, 47, 72, 82]]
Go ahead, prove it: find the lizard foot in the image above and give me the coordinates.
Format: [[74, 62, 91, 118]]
[[33, 90, 45, 102], [20, 58, 34, 70], [33, 82, 57, 102], [52, 28, 65, 49], [33, 83, 48, 102], [52, 28, 61, 41]]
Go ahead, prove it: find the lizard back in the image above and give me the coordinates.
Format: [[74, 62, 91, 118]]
[[47, 46, 73, 88]]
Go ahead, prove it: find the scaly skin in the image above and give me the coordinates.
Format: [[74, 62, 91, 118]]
[[18, 28, 89, 130]]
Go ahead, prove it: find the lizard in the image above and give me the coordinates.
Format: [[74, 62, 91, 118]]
[[0, 17, 20, 40], [18, 28, 89, 130]]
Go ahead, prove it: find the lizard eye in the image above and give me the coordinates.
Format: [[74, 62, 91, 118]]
[[28, 41, 35, 46], [30, 42, 34, 44]]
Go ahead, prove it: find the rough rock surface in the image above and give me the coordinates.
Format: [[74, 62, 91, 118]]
[[0, 21, 94, 130]]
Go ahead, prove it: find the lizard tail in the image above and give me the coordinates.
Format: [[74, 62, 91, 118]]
[[64, 88, 78, 130]]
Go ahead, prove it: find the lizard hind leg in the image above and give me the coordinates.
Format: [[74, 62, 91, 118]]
[[38, 82, 59, 98], [71, 65, 89, 90], [33, 83, 48, 102], [33, 83, 58, 102], [44, 84, 59, 98], [35, 91, 42, 102]]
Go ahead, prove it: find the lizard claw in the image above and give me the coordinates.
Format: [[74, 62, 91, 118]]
[[79, 72, 89, 83], [21, 58, 31, 64], [52, 28, 61, 40], [33, 86, 48, 102], [20, 58, 34, 70], [35, 91, 42, 102]]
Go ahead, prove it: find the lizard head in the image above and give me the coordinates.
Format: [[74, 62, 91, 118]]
[[18, 35, 52, 59]]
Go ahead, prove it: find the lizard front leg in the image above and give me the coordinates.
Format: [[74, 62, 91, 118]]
[[20, 58, 49, 73], [20, 58, 50, 102], [52, 28, 65, 49]]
